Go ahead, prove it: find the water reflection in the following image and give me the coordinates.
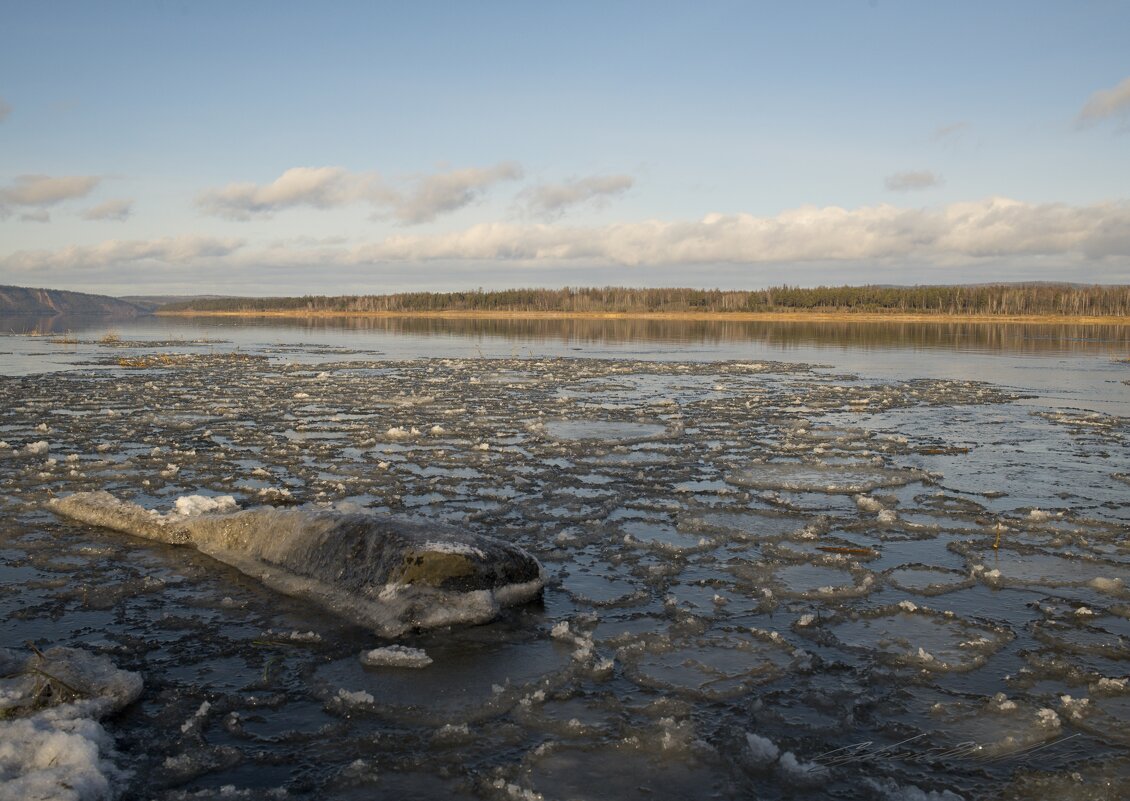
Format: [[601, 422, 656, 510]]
[[1, 313, 142, 336], [11, 313, 1124, 355]]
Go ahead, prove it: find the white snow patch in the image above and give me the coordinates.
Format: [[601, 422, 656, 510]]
[[337, 689, 374, 705], [777, 750, 825, 783], [0, 647, 143, 801], [1089, 577, 1124, 594], [359, 645, 432, 669], [855, 495, 884, 512], [745, 732, 780, 767], [173, 495, 238, 516], [421, 540, 487, 558]]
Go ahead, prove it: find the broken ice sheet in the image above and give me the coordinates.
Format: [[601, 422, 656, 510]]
[[2, 343, 1127, 798], [727, 460, 926, 494], [620, 630, 803, 700], [535, 419, 672, 443], [812, 605, 1013, 672]]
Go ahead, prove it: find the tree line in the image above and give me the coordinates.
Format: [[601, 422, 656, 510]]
[[159, 284, 1130, 316]]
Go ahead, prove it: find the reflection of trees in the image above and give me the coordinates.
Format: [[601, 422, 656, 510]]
[[5, 313, 1127, 355], [223, 315, 1128, 355]]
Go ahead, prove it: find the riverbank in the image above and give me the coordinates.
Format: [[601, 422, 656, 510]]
[[156, 309, 1129, 325]]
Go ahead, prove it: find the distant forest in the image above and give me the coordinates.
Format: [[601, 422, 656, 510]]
[[159, 284, 1130, 317]]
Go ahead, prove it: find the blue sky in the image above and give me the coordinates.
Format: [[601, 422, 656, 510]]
[[1, 1, 1128, 295]]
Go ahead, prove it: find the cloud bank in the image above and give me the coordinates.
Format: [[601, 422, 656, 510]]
[[519, 174, 634, 218], [340, 197, 1128, 266], [0, 174, 100, 217], [1078, 75, 1130, 124], [3, 235, 243, 271], [885, 171, 941, 192], [197, 163, 523, 224], [6, 198, 1126, 276]]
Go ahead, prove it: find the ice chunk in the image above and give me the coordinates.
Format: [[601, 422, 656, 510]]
[[359, 645, 433, 669], [337, 688, 375, 705], [623, 632, 799, 700], [777, 750, 824, 783], [855, 494, 884, 512], [745, 732, 780, 767], [49, 491, 545, 637], [0, 647, 142, 801], [818, 605, 1012, 672], [728, 461, 922, 494], [540, 420, 669, 443], [173, 494, 239, 516]]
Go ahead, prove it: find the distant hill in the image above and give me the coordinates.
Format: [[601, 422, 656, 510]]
[[0, 285, 147, 316], [119, 294, 235, 312]]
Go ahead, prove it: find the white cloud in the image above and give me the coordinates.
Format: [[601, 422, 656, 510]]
[[393, 162, 523, 224], [0, 174, 100, 217], [7, 198, 1128, 274], [82, 198, 134, 221], [197, 162, 523, 224], [197, 167, 379, 220], [885, 171, 942, 192], [519, 174, 634, 218], [344, 197, 1130, 265], [2, 235, 244, 271], [19, 210, 51, 223], [1078, 75, 1130, 124], [0, 98, 10, 123]]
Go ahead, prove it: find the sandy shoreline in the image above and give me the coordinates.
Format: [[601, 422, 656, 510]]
[[155, 309, 1129, 325]]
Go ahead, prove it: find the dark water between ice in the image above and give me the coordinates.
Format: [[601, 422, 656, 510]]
[[1, 313, 1128, 800]]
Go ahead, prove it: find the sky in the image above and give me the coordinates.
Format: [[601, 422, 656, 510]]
[[1, 1, 1129, 297]]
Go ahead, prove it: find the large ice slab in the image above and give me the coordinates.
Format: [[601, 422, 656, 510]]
[[49, 491, 545, 637]]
